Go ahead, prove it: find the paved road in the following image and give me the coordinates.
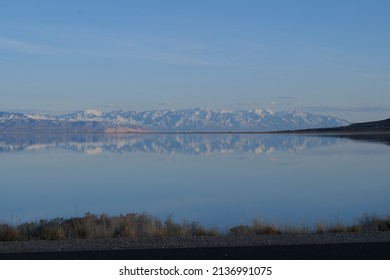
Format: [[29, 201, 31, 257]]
[[1, 242, 389, 260]]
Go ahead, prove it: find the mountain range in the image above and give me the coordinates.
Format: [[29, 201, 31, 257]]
[[0, 108, 349, 133]]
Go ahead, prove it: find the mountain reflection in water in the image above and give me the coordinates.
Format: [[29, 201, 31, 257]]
[[0, 132, 389, 227], [0, 133, 346, 155]]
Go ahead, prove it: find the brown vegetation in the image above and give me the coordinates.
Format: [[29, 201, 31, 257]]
[[0, 213, 218, 241], [1, 213, 390, 242]]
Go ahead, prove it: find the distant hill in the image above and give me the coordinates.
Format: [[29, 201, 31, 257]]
[[292, 118, 390, 133], [342, 118, 390, 131]]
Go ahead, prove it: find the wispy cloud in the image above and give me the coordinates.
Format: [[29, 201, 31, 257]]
[[276, 96, 296, 100], [0, 36, 215, 66], [301, 105, 390, 113], [0, 31, 257, 67], [0, 37, 69, 55], [118, 45, 212, 65], [232, 102, 261, 108], [155, 101, 175, 107]]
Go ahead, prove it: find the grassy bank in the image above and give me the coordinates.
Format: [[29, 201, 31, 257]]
[[1, 212, 390, 242]]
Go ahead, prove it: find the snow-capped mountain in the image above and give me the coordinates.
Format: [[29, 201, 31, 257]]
[[0, 108, 349, 133], [0, 111, 111, 134], [0, 112, 29, 122], [53, 108, 349, 132]]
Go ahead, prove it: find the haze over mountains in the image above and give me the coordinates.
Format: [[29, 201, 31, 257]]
[[0, 108, 349, 133]]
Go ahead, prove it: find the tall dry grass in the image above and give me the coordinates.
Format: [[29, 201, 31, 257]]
[[0, 213, 219, 241], [1, 212, 390, 242], [316, 214, 390, 233]]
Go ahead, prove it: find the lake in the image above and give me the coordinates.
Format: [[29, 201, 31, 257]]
[[0, 133, 389, 230]]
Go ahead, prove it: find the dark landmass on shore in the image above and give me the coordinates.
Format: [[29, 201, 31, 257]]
[[277, 118, 390, 145], [283, 118, 390, 134]]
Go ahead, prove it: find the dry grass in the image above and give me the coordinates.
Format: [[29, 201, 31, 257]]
[[0, 213, 219, 241], [230, 219, 311, 236], [315, 214, 390, 234], [1, 213, 389, 242], [230, 220, 282, 235], [0, 224, 20, 241]]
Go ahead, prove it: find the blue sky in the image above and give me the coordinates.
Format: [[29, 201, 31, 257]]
[[0, 0, 389, 122]]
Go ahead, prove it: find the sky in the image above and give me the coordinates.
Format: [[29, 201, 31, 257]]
[[0, 0, 389, 122]]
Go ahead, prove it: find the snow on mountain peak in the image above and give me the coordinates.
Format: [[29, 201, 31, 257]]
[[220, 110, 233, 114], [254, 109, 263, 116], [26, 114, 52, 120], [85, 109, 103, 116]]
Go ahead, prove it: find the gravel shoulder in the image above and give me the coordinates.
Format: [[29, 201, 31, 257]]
[[1, 232, 390, 259]]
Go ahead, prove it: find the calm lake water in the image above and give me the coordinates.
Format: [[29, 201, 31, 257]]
[[0, 133, 389, 229]]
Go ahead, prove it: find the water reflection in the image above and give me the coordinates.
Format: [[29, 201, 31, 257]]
[[0, 133, 346, 155], [333, 133, 390, 146], [0, 132, 389, 227]]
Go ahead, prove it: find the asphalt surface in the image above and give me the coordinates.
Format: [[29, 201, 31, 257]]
[[1, 242, 389, 260]]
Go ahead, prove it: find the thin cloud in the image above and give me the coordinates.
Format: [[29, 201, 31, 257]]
[[0, 36, 213, 66], [156, 102, 174, 107], [234, 102, 261, 107], [0, 37, 69, 55], [120, 46, 212, 65], [302, 105, 390, 113], [277, 96, 296, 100]]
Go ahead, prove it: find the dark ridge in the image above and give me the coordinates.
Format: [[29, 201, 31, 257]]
[[346, 118, 390, 130], [288, 118, 390, 134]]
